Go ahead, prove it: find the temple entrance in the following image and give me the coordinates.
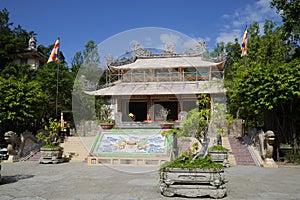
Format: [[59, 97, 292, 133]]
[[154, 101, 178, 121], [129, 102, 147, 121]]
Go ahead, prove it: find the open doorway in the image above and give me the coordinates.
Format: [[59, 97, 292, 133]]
[[129, 102, 147, 121]]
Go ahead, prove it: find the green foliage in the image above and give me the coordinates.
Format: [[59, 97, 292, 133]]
[[160, 154, 223, 171], [0, 77, 48, 129], [36, 118, 62, 146], [72, 40, 105, 123], [1, 63, 35, 80], [35, 62, 73, 117], [223, 39, 243, 74], [227, 60, 300, 125], [208, 145, 229, 151], [211, 103, 227, 137], [161, 128, 178, 137], [42, 143, 63, 149], [0, 8, 72, 133], [0, 9, 35, 68], [271, 0, 300, 42], [97, 104, 114, 124], [225, 17, 300, 144]]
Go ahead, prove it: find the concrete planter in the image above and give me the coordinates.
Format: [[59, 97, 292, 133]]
[[160, 123, 174, 129], [209, 150, 230, 167], [39, 147, 64, 164], [160, 168, 227, 198]]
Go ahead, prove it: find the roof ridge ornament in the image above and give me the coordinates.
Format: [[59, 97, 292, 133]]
[[183, 40, 206, 56]]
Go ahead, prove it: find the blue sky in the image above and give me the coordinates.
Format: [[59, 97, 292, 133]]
[[1, 0, 281, 65]]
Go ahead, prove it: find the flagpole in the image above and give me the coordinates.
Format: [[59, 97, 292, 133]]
[[47, 37, 60, 118], [56, 62, 59, 117], [55, 37, 60, 117]]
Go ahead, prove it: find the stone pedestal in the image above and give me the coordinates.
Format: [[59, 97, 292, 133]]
[[262, 158, 278, 168], [39, 148, 64, 164], [209, 150, 230, 167], [160, 168, 227, 199], [7, 155, 19, 162]]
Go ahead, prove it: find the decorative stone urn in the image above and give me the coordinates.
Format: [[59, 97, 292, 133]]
[[39, 147, 64, 164], [160, 122, 174, 129], [100, 123, 114, 130], [160, 168, 227, 199]]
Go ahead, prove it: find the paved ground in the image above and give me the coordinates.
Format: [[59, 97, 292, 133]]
[[1, 161, 300, 200]]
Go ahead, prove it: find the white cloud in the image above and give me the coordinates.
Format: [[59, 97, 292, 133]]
[[216, 0, 281, 44], [160, 33, 180, 45], [182, 37, 210, 50], [145, 37, 152, 46], [216, 29, 241, 44]]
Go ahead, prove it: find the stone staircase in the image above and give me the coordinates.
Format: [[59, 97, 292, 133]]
[[228, 136, 256, 166], [60, 136, 95, 162], [26, 151, 41, 162], [221, 136, 236, 165]]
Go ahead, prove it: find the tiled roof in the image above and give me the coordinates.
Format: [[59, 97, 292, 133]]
[[110, 56, 225, 70]]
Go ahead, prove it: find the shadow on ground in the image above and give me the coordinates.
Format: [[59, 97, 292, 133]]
[[0, 174, 34, 185]]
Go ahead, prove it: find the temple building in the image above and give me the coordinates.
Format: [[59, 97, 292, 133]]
[[86, 52, 226, 127], [13, 37, 47, 70], [84, 49, 227, 166]]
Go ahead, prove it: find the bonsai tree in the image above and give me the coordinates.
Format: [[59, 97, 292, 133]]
[[179, 94, 211, 141], [166, 94, 211, 161], [159, 107, 170, 121], [36, 118, 62, 148], [97, 104, 114, 124]]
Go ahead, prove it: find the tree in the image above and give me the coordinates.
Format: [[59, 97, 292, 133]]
[[271, 0, 300, 42], [35, 62, 73, 118], [223, 39, 243, 76], [225, 20, 300, 144], [0, 77, 48, 132], [231, 60, 300, 142], [72, 40, 103, 124], [71, 51, 83, 74], [1, 63, 35, 80], [0, 9, 37, 70], [179, 94, 211, 141]]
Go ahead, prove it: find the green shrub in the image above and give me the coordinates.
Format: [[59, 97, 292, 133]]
[[160, 154, 223, 171], [208, 145, 229, 151]]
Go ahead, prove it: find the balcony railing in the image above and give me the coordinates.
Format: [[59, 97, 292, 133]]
[[109, 71, 223, 83]]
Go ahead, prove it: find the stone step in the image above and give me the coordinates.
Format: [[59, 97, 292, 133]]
[[228, 137, 256, 166], [60, 136, 94, 162], [26, 151, 41, 162], [221, 136, 236, 166]]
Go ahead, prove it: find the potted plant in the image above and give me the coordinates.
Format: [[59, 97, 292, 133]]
[[158, 108, 174, 129], [36, 118, 64, 164], [208, 145, 230, 167], [98, 104, 115, 130], [159, 95, 227, 198], [159, 151, 227, 198]]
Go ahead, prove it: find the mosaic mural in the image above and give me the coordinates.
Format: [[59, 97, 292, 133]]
[[91, 129, 171, 157]]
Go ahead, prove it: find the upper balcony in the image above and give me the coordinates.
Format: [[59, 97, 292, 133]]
[[107, 69, 224, 83], [107, 55, 225, 84]]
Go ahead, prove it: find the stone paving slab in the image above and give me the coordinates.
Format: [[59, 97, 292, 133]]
[[1, 161, 300, 200]]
